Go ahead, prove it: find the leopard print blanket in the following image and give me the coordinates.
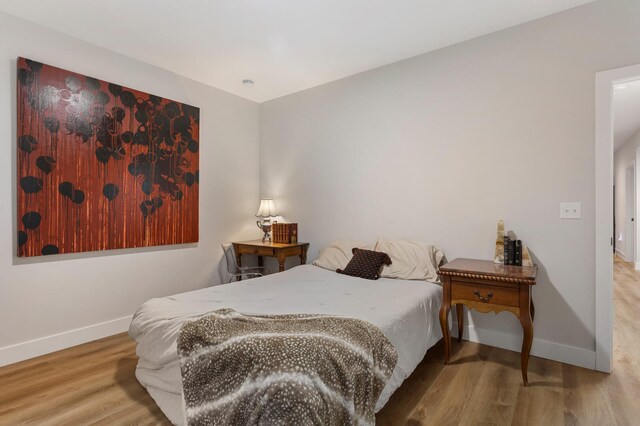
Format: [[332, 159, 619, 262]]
[[177, 308, 397, 426]]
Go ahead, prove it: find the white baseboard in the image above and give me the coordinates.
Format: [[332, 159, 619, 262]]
[[0, 315, 132, 367], [614, 248, 638, 265], [453, 322, 595, 370]]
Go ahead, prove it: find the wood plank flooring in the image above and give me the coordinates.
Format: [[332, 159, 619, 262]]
[[1, 257, 638, 425]]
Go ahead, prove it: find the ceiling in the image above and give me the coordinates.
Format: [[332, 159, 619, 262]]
[[614, 79, 640, 151], [0, 0, 594, 103]]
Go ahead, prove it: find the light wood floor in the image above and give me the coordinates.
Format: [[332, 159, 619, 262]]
[[1, 257, 638, 425]]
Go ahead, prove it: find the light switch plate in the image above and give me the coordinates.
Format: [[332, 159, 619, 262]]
[[560, 202, 581, 219]]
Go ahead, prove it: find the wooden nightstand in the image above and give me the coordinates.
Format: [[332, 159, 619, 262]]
[[438, 258, 537, 385], [232, 240, 309, 272]]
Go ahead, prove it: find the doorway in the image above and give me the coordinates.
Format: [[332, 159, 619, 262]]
[[595, 64, 640, 373]]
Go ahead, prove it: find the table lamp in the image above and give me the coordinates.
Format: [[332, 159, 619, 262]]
[[256, 198, 278, 242]]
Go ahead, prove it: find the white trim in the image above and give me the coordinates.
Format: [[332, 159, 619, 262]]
[[615, 247, 626, 260], [0, 315, 132, 367], [625, 162, 636, 264], [595, 63, 640, 374], [635, 146, 640, 266], [454, 323, 595, 370]]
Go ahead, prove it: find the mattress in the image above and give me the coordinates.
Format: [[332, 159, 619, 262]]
[[129, 264, 443, 425]]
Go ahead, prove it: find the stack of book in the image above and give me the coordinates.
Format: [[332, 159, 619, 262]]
[[272, 223, 298, 244], [503, 236, 522, 266]]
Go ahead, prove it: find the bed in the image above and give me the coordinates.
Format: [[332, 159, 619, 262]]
[[129, 263, 443, 425]]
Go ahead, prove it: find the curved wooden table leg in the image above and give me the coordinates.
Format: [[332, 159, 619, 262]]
[[439, 300, 452, 364], [520, 311, 534, 386], [516, 284, 535, 386], [528, 298, 535, 361], [456, 304, 464, 342], [530, 299, 535, 322]]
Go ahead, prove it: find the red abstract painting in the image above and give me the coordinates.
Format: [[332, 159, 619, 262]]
[[17, 57, 199, 257]]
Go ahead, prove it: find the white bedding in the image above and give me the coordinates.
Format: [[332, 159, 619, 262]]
[[129, 264, 443, 425]]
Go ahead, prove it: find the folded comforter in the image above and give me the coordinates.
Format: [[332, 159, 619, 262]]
[[177, 308, 398, 426]]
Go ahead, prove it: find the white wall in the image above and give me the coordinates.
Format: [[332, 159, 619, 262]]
[[0, 12, 260, 365], [260, 0, 640, 368], [614, 127, 640, 262]]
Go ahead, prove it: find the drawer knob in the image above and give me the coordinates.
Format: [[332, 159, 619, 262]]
[[473, 290, 493, 303]]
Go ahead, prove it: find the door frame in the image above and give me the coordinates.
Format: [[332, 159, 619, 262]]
[[635, 147, 640, 270], [595, 63, 640, 373], [625, 162, 635, 263]]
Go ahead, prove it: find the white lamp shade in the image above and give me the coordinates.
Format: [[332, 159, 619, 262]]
[[256, 198, 278, 217]]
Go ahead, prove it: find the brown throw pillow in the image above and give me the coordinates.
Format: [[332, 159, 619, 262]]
[[337, 248, 392, 280]]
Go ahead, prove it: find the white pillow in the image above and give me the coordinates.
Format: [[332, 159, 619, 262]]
[[375, 238, 445, 283], [313, 240, 375, 271]]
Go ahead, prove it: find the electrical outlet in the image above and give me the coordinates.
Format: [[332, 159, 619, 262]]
[[560, 202, 581, 219]]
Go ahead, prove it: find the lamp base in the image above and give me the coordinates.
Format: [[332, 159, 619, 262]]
[[256, 220, 274, 243]]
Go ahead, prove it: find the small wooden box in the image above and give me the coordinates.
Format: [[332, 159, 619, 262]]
[[272, 223, 298, 244]]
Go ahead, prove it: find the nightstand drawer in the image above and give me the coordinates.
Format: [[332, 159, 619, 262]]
[[452, 282, 519, 307], [238, 245, 274, 256], [255, 247, 274, 256]]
